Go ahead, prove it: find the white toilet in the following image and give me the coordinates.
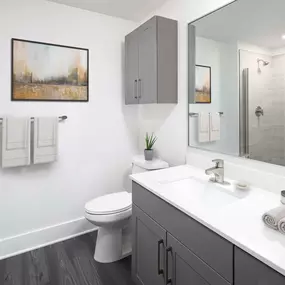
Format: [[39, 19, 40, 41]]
[[85, 155, 169, 263]]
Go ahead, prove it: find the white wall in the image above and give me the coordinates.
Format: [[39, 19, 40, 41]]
[[238, 42, 273, 56], [272, 53, 285, 163], [0, 0, 138, 257], [137, 0, 235, 166], [189, 37, 239, 156]]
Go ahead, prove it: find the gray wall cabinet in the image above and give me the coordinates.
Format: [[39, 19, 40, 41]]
[[125, 16, 178, 105], [132, 182, 285, 285]]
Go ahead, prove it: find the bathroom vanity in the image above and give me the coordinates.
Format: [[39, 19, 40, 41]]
[[131, 165, 285, 285]]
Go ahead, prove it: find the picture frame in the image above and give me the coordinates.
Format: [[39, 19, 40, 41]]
[[195, 64, 211, 104], [11, 38, 89, 102]]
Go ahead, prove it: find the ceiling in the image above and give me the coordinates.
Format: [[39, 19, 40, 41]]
[[47, 0, 168, 22], [193, 0, 285, 50]]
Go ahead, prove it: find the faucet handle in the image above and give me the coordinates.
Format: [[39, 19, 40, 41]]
[[212, 159, 224, 168]]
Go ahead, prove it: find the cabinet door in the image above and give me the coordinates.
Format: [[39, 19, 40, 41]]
[[138, 17, 157, 104], [132, 205, 166, 285], [235, 247, 285, 285], [125, 30, 139, 104], [166, 233, 230, 285]]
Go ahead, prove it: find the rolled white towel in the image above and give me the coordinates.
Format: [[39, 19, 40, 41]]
[[278, 217, 285, 234], [262, 206, 285, 230]]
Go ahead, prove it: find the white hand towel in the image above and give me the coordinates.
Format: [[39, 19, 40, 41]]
[[210, 113, 220, 142], [198, 113, 210, 143], [278, 217, 285, 234], [32, 117, 58, 164], [262, 206, 285, 230], [1, 117, 31, 168]]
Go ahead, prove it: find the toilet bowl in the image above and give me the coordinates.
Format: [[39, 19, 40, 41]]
[[85, 155, 169, 263], [85, 191, 132, 263]]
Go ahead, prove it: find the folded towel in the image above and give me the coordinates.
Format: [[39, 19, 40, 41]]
[[262, 206, 285, 230], [198, 113, 210, 143], [32, 117, 58, 164], [1, 117, 31, 168], [278, 217, 285, 234]]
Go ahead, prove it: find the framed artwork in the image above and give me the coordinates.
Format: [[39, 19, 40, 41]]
[[11, 38, 89, 102], [195, 65, 211, 103]]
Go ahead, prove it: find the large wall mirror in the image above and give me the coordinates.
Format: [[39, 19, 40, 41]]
[[188, 0, 285, 166]]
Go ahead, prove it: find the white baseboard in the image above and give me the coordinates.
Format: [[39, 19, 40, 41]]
[[0, 217, 98, 260]]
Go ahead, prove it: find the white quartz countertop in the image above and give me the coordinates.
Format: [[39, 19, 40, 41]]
[[130, 165, 285, 277]]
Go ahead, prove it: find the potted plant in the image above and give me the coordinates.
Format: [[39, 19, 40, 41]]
[[144, 133, 157, 161]]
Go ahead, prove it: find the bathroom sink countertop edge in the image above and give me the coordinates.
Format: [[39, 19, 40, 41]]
[[130, 164, 285, 277]]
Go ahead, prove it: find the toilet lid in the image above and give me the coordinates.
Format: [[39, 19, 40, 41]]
[[85, 192, 132, 215]]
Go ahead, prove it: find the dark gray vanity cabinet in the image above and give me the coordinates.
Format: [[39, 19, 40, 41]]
[[234, 247, 285, 285], [125, 16, 178, 105], [132, 181, 285, 285]]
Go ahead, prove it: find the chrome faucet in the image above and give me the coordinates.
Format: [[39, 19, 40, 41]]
[[205, 159, 225, 184]]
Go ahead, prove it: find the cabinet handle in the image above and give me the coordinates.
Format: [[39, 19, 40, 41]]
[[166, 247, 172, 284], [138, 79, 142, 99], [157, 239, 164, 275], [134, 79, 138, 99]]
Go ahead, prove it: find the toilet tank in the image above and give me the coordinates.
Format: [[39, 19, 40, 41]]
[[132, 155, 169, 174], [124, 155, 169, 193]]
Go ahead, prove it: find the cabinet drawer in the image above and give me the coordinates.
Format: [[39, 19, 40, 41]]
[[235, 247, 285, 285], [132, 182, 233, 283]]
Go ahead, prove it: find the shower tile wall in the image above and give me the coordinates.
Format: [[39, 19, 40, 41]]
[[272, 53, 285, 164], [240, 50, 285, 166]]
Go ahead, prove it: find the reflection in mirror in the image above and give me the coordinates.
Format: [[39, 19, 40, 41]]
[[188, 0, 285, 166]]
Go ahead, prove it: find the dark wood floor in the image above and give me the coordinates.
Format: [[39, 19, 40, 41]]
[[0, 232, 135, 285]]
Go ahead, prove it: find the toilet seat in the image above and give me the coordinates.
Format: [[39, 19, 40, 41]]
[[85, 192, 132, 216]]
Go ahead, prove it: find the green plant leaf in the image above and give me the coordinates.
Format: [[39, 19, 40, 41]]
[[145, 132, 157, 150]]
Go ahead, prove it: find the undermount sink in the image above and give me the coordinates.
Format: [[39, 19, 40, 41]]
[[159, 174, 247, 210]]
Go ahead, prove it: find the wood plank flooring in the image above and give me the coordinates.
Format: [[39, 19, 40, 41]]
[[0, 232, 135, 285]]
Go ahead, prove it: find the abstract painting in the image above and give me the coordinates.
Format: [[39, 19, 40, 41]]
[[12, 39, 89, 101], [195, 65, 211, 103]]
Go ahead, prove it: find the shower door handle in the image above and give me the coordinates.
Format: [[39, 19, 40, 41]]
[[240, 68, 250, 157], [255, 106, 264, 117]]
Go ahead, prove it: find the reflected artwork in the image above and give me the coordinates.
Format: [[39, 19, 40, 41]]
[[195, 65, 211, 103], [12, 39, 89, 101]]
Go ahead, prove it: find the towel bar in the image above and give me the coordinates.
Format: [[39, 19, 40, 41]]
[[189, 112, 224, 117], [0, 115, 68, 123]]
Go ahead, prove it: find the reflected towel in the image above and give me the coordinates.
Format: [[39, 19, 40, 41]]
[[278, 217, 285, 234], [198, 113, 210, 143], [262, 206, 285, 230], [210, 112, 220, 142]]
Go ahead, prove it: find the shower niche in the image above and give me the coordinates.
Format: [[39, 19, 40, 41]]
[[188, 0, 285, 167]]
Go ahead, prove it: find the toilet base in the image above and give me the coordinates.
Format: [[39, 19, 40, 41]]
[[94, 226, 132, 263]]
